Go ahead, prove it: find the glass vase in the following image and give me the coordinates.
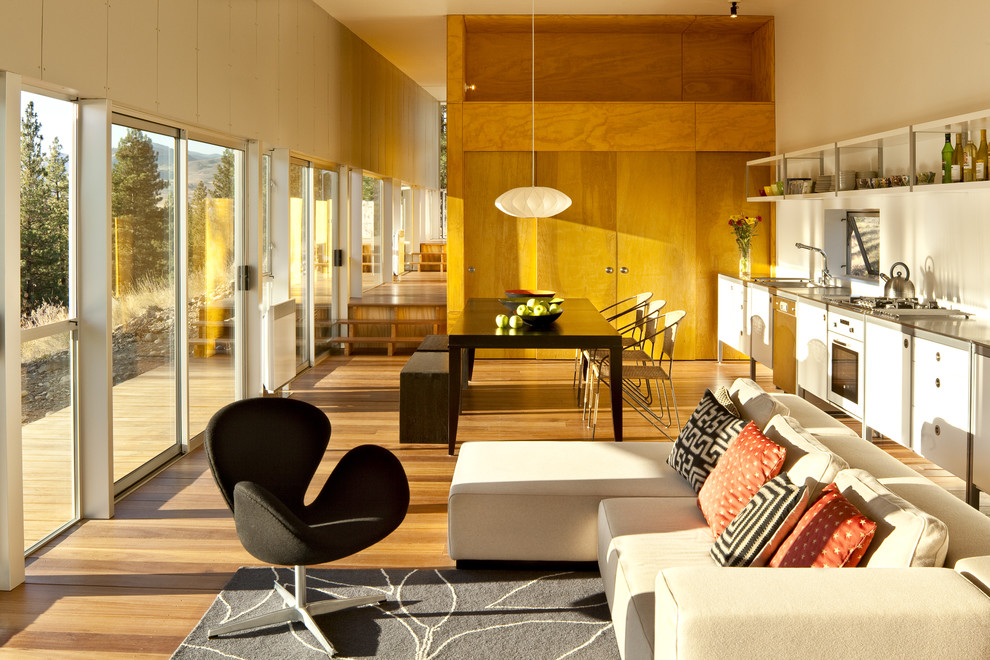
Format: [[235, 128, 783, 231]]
[[738, 247, 751, 280]]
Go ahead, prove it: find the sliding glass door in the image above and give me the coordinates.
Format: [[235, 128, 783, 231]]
[[313, 167, 337, 359], [110, 118, 179, 488], [19, 91, 78, 551], [186, 139, 243, 439], [289, 159, 311, 370]]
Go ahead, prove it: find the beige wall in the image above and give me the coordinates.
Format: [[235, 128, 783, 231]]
[[774, 0, 990, 152], [0, 0, 439, 188]]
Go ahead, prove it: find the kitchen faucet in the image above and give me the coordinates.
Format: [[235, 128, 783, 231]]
[[795, 243, 832, 286]]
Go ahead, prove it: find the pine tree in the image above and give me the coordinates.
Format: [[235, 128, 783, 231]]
[[111, 128, 171, 290], [19, 101, 70, 317], [212, 149, 236, 200]]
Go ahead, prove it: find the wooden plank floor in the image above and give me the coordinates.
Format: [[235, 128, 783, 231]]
[[2, 355, 986, 657]]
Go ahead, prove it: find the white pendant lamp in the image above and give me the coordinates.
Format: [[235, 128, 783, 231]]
[[495, 0, 571, 218]]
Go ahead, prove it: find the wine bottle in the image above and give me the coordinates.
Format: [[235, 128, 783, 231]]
[[977, 128, 988, 182], [952, 132, 963, 182], [941, 133, 954, 183], [963, 130, 976, 182]]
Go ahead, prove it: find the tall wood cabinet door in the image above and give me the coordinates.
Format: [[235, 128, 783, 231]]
[[695, 152, 772, 361], [616, 152, 697, 356], [536, 152, 617, 359], [463, 151, 538, 357]]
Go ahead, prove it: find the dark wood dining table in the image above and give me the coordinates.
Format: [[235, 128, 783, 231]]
[[447, 297, 624, 454]]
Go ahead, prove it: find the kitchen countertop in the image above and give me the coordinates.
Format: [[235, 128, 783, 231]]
[[730, 275, 990, 351]]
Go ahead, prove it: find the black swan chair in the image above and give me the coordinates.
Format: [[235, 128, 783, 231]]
[[204, 397, 410, 656]]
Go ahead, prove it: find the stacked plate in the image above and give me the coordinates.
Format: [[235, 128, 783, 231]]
[[838, 170, 857, 191], [813, 174, 834, 193]]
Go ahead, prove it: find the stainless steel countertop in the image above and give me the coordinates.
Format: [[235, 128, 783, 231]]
[[731, 275, 990, 350]]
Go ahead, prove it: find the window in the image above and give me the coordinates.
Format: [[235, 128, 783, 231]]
[[845, 211, 880, 281], [313, 167, 337, 358], [362, 174, 383, 290]]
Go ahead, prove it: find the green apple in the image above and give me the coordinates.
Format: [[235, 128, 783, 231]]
[[516, 304, 528, 316], [532, 303, 548, 316], [509, 314, 524, 329], [549, 303, 561, 313], [495, 313, 509, 328], [527, 298, 538, 308]]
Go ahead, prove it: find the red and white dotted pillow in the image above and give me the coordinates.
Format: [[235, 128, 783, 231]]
[[770, 482, 877, 568], [697, 421, 787, 539]]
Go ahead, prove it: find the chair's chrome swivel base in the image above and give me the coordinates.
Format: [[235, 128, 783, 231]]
[[208, 565, 383, 657]]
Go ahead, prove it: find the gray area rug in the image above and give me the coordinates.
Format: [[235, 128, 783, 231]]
[[172, 567, 619, 659]]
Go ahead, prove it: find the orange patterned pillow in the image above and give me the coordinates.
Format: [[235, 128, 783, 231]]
[[770, 483, 877, 568], [697, 421, 787, 538]]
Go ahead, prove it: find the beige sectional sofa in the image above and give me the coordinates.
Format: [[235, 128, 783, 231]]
[[448, 378, 990, 659]]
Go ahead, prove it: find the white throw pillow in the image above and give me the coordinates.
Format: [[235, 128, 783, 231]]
[[728, 378, 790, 430], [764, 414, 849, 501]]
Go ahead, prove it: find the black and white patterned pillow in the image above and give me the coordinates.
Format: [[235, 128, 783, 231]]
[[666, 389, 747, 492], [710, 473, 809, 567], [713, 385, 739, 417]]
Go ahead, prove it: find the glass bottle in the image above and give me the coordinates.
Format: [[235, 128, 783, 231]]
[[977, 129, 988, 182], [952, 132, 963, 182], [941, 133, 954, 183], [963, 130, 976, 182]]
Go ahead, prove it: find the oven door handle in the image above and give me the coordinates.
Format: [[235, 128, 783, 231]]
[[833, 339, 848, 347]]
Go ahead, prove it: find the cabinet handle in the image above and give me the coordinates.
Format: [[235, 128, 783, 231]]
[[903, 338, 909, 348], [605, 266, 613, 274], [935, 424, 941, 436], [619, 266, 629, 274], [935, 377, 940, 388], [936, 351, 941, 362]]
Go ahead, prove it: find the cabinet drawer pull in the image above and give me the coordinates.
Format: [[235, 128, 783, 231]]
[[936, 351, 941, 362], [935, 377, 940, 388], [935, 424, 941, 436], [903, 338, 909, 348], [605, 266, 613, 274]]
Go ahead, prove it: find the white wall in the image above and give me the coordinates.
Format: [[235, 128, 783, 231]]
[[0, 0, 440, 189], [773, 0, 990, 311]]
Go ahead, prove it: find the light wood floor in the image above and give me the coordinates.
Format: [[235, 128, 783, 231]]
[[1, 355, 984, 657]]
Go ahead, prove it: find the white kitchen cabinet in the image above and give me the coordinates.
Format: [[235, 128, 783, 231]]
[[748, 283, 772, 368], [864, 318, 912, 447], [972, 350, 990, 493], [796, 298, 828, 401], [717, 274, 749, 358], [912, 334, 971, 480]]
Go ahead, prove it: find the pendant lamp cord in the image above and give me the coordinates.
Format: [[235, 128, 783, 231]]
[[531, 0, 536, 188]]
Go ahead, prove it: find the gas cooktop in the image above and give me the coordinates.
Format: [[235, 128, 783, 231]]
[[823, 296, 970, 320]]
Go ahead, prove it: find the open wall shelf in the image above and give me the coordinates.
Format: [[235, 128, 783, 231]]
[[747, 109, 990, 202]]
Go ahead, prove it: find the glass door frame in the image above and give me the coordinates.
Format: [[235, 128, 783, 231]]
[[19, 87, 81, 553]]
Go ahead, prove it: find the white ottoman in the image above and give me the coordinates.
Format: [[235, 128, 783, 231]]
[[448, 440, 695, 563]]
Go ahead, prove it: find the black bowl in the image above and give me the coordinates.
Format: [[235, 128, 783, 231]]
[[518, 310, 563, 328]]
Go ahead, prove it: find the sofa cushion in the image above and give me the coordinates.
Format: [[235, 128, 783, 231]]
[[728, 378, 790, 430], [597, 497, 714, 660], [710, 473, 809, 567], [697, 422, 787, 538], [713, 385, 739, 417], [770, 393, 859, 437], [666, 389, 748, 492], [764, 414, 849, 501], [833, 468, 949, 568], [770, 482, 877, 568]]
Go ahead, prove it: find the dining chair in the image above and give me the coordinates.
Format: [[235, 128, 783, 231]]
[[572, 292, 653, 391], [587, 309, 686, 439], [582, 300, 666, 428]]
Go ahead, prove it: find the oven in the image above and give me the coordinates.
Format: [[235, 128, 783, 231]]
[[827, 308, 865, 419]]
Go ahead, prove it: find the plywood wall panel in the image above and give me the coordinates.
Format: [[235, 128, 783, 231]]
[[157, 0, 198, 123], [295, 0, 316, 155], [197, 0, 231, 132], [254, 0, 281, 141], [277, 0, 299, 149], [313, 10, 331, 158], [695, 103, 775, 152], [463, 102, 695, 152], [42, 0, 107, 96], [466, 32, 682, 102], [447, 16, 466, 104], [694, 152, 772, 360], [107, 0, 157, 112], [0, 0, 42, 78], [617, 151, 698, 357], [682, 33, 753, 102], [230, 0, 261, 140], [752, 20, 775, 103]]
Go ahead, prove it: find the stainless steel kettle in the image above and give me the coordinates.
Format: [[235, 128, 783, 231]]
[[881, 262, 916, 298]]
